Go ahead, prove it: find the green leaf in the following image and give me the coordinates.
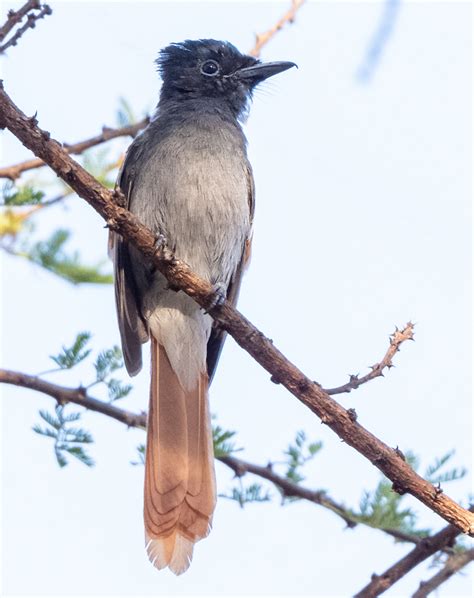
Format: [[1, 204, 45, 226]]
[[424, 450, 467, 484], [2, 184, 45, 206], [28, 229, 113, 284], [94, 346, 123, 382], [131, 444, 146, 466], [49, 332, 92, 370], [220, 483, 271, 508], [212, 423, 241, 458], [283, 430, 323, 484], [107, 378, 133, 402], [33, 405, 94, 468], [64, 445, 95, 467]]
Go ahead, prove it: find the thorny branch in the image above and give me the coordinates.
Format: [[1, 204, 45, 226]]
[[323, 323, 415, 395], [411, 549, 474, 598], [354, 518, 474, 598], [0, 0, 51, 54], [0, 118, 149, 180], [0, 366, 458, 549], [0, 82, 473, 538], [249, 0, 306, 58], [2, 364, 472, 596]]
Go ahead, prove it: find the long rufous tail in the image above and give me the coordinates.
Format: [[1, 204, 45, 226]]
[[144, 338, 216, 575]]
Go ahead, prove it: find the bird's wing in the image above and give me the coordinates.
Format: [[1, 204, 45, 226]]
[[206, 162, 255, 382], [110, 142, 149, 377]]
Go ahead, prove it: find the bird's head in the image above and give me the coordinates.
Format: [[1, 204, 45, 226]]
[[156, 39, 296, 119]]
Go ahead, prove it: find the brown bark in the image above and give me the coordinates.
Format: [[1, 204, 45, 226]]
[[354, 520, 472, 598]]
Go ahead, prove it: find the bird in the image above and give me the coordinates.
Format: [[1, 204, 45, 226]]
[[110, 39, 295, 575]]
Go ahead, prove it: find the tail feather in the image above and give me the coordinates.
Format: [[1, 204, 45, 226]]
[[144, 338, 216, 575]]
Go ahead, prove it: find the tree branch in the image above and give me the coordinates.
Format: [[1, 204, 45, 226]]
[[0, 368, 146, 429], [323, 323, 415, 395], [0, 81, 472, 538], [0, 0, 51, 54], [0, 365, 445, 549], [249, 0, 306, 58], [354, 518, 473, 598], [0, 118, 149, 180], [411, 549, 474, 598], [0, 363, 428, 552]]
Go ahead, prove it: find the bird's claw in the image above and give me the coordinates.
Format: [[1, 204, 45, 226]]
[[204, 282, 227, 313], [154, 234, 167, 251]]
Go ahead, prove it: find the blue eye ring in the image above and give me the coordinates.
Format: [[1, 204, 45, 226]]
[[200, 60, 220, 76]]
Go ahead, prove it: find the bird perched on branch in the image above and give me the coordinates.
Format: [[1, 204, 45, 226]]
[[111, 39, 295, 575]]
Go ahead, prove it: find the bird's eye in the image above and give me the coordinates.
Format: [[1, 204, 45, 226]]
[[200, 60, 220, 76]]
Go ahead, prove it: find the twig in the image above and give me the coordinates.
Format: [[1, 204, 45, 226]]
[[411, 549, 474, 597], [354, 517, 474, 598], [0, 81, 473, 537], [249, 0, 306, 58], [221, 454, 357, 528], [0, 118, 149, 180], [0, 0, 39, 40], [0, 368, 146, 429], [0, 1, 52, 53], [323, 323, 415, 395]]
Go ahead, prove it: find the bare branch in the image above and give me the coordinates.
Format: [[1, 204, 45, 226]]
[[249, 0, 306, 58], [0, 81, 472, 537], [354, 518, 473, 598], [221, 454, 357, 528], [0, 0, 39, 40], [0, 1, 52, 54], [0, 118, 149, 180], [0, 368, 146, 429], [411, 549, 474, 598], [323, 322, 415, 395]]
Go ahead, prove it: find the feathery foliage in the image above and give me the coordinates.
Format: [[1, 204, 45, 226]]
[[33, 405, 94, 467]]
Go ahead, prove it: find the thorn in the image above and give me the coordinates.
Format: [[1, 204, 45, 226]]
[[346, 408, 358, 422], [394, 446, 406, 461], [392, 482, 406, 495], [28, 111, 38, 126]]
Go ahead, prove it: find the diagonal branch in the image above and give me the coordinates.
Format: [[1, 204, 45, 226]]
[[249, 0, 306, 58], [0, 366, 443, 547], [221, 453, 357, 528], [0, 83, 472, 537], [354, 518, 473, 598], [0, 118, 149, 180], [0, 1, 52, 54], [411, 548, 474, 598], [323, 323, 415, 395], [0, 0, 39, 41]]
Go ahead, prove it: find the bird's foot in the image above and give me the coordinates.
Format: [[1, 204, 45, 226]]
[[204, 282, 227, 313], [154, 233, 167, 252]]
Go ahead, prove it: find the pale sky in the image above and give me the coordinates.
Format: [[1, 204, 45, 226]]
[[1, 1, 472, 596]]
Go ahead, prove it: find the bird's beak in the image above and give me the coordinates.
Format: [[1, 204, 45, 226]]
[[233, 61, 297, 82]]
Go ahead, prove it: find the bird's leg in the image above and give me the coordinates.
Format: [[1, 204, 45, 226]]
[[204, 281, 227, 313]]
